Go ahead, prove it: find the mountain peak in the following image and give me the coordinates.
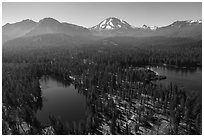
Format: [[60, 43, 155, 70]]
[[186, 19, 202, 24], [38, 17, 60, 25], [90, 17, 134, 31], [141, 25, 148, 29], [21, 19, 36, 23], [3, 19, 36, 27], [170, 19, 202, 27], [107, 17, 119, 20], [140, 24, 158, 30]]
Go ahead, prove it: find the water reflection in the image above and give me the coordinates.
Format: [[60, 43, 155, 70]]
[[36, 76, 89, 126], [147, 65, 202, 93]]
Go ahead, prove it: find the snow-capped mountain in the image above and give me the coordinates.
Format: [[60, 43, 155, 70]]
[[170, 20, 202, 27], [3, 17, 202, 43], [150, 26, 158, 30], [186, 20, 202, 24], [90, 17, 160, 32], [89, 17, 134, 31], [140, 25, 158, 30]]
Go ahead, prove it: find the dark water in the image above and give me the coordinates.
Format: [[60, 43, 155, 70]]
[[36, 66, 202, 125], [36, 76, 88, 126], [147, 66, 202, 93]]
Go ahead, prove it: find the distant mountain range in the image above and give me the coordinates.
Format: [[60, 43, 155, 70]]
[[2, 17, 202, 44], [89, 17, 202, 39], [3, 18, 92, 43]]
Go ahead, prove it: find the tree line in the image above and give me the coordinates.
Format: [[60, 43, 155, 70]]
[[2, 38, 202, 134]]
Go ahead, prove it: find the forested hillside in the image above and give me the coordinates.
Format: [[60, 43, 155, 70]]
[[2, 33, 202, 134]]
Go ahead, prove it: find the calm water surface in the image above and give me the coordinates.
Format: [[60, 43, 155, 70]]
[[147, 66, 202, 93], [37, 66, 202, 125], [36, 76, 88, 126]]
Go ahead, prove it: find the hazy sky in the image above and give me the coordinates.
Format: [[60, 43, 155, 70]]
[[2, 2, 202, 27]]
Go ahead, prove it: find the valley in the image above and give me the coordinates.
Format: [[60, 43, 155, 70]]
[[2, 16, 202, 135]]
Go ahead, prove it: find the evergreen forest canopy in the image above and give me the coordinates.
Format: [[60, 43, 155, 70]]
[[2, 17, 202, 135]]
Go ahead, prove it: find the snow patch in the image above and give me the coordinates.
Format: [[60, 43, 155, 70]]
[[150, 26, 158, 30], [106, 25, 113, 29], [120, 19, 126, 24], [198, 20, 202, 23], [69, 76, 75, 80], [100, 19, 107, 28], [187, 20, 202, 24], [141, 25, 148, 29], [109, 21, 114, 27], [140, 25, 158, 30], [107, 18, 112, 24]]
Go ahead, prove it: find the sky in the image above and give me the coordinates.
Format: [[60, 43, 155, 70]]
[[2, 2, 202, 27]]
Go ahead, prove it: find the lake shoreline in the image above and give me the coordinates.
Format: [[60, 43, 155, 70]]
[[147, 63, 201, 70]]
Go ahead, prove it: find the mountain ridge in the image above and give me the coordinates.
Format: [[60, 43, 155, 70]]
[[2, 17, 202, 43], [3, 17, 202, 30]]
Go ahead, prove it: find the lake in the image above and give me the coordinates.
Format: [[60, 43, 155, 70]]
[[37, 66, 202, 126], [147, 65, 202, 93], [36, 76, 88, 126]]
